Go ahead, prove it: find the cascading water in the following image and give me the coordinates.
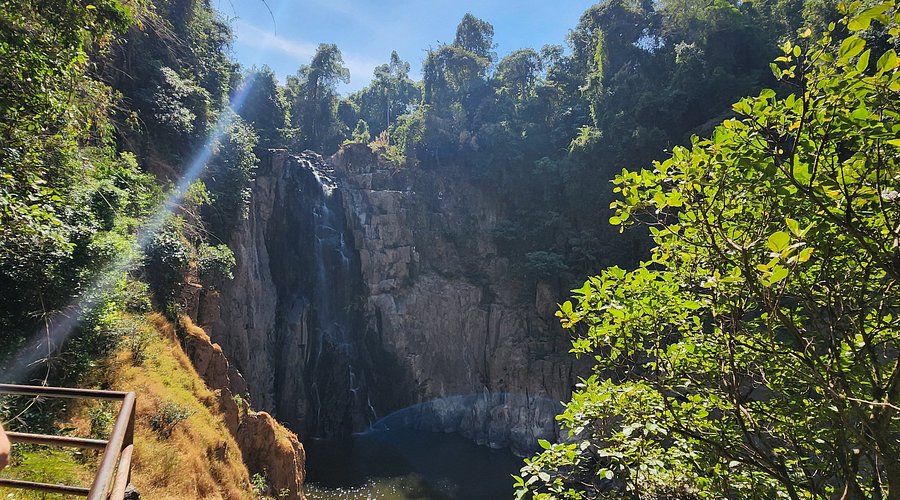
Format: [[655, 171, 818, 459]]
[[269, 153, 375, 437], [306, 158, 375, 436]]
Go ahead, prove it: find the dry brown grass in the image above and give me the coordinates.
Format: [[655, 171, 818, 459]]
[[1, 312, 257, 499], [104, 312, 253, 499]]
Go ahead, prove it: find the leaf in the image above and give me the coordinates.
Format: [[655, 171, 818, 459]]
[[732, 101, 751, 115], [839, 36, 866, 61], [538, 439, 551, 450], [768, 266, 789, 285], [767, 231, 791, 252], [792, 159, 811, 183], [851, 105, 871, 120], [848, 3, 892, 31], [770, 62, 783, 78], [785, 218, 800, 236], [856, 49, 871, 72], [877, 50, 899, 73]]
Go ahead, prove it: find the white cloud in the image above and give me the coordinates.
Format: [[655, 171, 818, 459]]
[[233, 19, 317, 60], [232, 19, 380, 93]]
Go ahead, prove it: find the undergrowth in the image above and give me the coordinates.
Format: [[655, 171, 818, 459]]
[[0, 312, 255, 499]]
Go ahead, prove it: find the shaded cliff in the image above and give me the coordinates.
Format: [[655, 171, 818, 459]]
[[206, 146, 583, 455], [332, 145, 581, 454], [200, 151, 374, 439]]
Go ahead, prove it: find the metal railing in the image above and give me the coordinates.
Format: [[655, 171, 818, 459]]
[[0, 384, 136, 499]]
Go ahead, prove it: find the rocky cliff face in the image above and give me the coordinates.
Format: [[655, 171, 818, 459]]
[[177, 315, 307, 499], [331, 145, 581, 454], [200, 151, 373, 439], [237, 411, 307, 499], [206, 146, 583, 455]]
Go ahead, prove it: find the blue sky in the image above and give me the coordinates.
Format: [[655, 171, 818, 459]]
[[214, 0, 598, 95]]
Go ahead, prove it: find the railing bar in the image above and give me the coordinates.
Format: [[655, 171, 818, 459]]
[[0, 384, 127, 400], [87, 392, 135, 500], [110, 444, 134, 500], [6, 432, 108, 450], [0, 478, 90, 496]]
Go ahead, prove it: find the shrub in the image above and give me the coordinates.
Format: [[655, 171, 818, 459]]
[[149, 401, 193, 439], [250, 472, 269, 496], [115, 278, 153, 314], [524, 251, 569, 279], [88, 402, 116, 439], [197, 243, 235, 289], [144, 220, 190, 306], [119, 321, 154, 366], [203, 118, 259, 239]]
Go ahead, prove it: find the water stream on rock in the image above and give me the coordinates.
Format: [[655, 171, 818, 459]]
[[297, 160, 528, 498], [298, 159, 374, 436]]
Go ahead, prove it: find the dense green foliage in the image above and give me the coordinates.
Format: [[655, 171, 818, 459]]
[[286, 43, 351, 154], [0, 0, 254, 390], [518, 2, 900, 497], [238, 66, 289, 150], [0, 0, 153, 351], [202, 117, 259, 240], [347, 51, 420, 141]]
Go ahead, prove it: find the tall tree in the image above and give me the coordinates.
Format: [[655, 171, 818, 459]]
[[495, 48, 544, 104], [237, 65, 289, 150], [422, 45, 487, 108], [349, 51, 420, 138], [287, 43, 350, 153], [420, 13, 495, 136], [453, 12, 495, 60]]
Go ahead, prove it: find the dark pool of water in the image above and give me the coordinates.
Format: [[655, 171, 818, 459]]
[[303, 429, 524, 499]]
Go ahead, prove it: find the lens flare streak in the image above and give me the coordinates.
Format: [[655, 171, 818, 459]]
[[0, 79, 257, 384]]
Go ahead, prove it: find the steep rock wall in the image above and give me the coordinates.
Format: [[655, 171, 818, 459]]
[[201, 151, 372, 439], [208, 147, 583, 455], [331, 145, 580, 454]]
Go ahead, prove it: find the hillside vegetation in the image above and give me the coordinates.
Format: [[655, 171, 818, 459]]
[[1, 312, 254, 499], [4, 0, 899, 498], [0, 0, 296, 497]]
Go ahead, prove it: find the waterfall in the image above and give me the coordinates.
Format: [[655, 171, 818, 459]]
[[219, 148, 571, 456], [292, 156, 373, 437]]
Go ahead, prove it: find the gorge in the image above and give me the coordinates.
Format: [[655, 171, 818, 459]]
[[197, 144, 585, 461]]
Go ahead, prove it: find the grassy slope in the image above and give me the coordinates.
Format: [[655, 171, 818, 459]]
[[0, 312, 254, 499]]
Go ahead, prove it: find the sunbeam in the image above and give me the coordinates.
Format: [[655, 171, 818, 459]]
[[0, 79, 257, 384]]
